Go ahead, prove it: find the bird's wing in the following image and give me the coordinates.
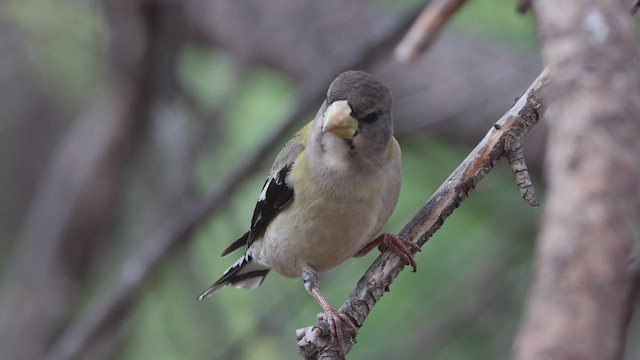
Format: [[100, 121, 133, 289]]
[[219, 123, 310, 256]]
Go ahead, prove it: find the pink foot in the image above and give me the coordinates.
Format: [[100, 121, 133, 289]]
[[379, 233, 420, 272], [318, 307, 358, 353]]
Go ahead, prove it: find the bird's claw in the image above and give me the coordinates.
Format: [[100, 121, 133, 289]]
[[379, 233, 420, 272], [317, 307, 357, 354]]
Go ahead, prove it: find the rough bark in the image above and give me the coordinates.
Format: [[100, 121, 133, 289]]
[[515, 0, 640, 359]]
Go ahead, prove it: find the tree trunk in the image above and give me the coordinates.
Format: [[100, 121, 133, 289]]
[[515, 0, 640, 359]]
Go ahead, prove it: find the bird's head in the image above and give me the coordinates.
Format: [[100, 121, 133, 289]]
[[319, 70, 394, 165]]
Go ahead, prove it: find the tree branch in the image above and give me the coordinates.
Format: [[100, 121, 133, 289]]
[[296, 69, 549, 359], [394, 0, 468, 63], [504, 109, 540, 207]]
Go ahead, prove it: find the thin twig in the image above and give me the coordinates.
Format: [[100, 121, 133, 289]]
[[503, 97, 541, 207], [297, 69, 550, 359], [44, 6, 425, 360], [394, 0, 468, 63]]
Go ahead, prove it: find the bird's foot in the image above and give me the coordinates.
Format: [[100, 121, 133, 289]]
[[302, 266, 358, 354], [317, 307, 358, 354], [379, 233, 420, 272]]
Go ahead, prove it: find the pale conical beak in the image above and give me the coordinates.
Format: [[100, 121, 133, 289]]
[[322, 100, 357, 139]]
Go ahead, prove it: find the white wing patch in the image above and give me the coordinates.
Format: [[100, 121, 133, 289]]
[[258, 177, 272, 201]]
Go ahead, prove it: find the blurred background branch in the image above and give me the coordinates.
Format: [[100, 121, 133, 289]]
[[394, 0, 469, 62]]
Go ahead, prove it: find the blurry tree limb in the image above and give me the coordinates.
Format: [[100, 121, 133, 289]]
[[296, 68, 549, 360], [177, 80, 231, 168], [514, 0, 640, 359], [186, 0, 412, 80], [0, 76, 139, 360], [394, 0, 468, 62], [0, 1, 188, 359], [44, 7, 424, 360], [0, 16, 63, 251], [188, 0, 545, 169]]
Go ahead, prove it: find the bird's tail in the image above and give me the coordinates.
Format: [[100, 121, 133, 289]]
[[197, 255, 270, 300]]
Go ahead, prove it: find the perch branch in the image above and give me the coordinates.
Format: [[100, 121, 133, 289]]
[[296, 69, 550, 359], [394, 0, 468, 63], [503, 104, 540, 207]]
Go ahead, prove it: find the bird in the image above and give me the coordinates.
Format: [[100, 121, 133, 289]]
[[197, 70, 418, 351]]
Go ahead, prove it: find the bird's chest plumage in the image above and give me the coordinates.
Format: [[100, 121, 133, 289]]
[[252, 159, 386, 278]]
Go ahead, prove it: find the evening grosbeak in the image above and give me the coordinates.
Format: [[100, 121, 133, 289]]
[[198, 70, 417, 350]]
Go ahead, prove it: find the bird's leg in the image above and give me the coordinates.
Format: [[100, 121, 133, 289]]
[[301, 266, 357, 353], [354, 233, 420, 272]]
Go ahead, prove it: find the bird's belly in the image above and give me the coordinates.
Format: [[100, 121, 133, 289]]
[[253, 196, 380, 278]]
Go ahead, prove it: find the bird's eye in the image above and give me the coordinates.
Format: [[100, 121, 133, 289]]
[[362, 111, 381, 124]]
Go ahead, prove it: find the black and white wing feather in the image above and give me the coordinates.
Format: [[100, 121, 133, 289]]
[[219, 126, 306, 256], [248, 165, 294, 246], [219, 163, 295, 256], [197, 127, 306, 300]]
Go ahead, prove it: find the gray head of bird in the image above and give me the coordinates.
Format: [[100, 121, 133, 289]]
[[318, 70, 394, 168]]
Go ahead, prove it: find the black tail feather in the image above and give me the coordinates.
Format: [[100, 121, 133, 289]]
[[220, 232, 249, 257], [197, 255, 270, 300]]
